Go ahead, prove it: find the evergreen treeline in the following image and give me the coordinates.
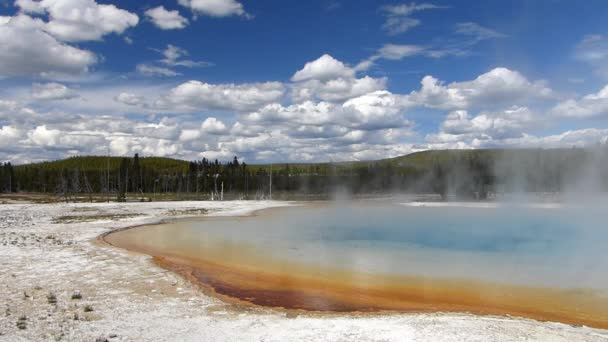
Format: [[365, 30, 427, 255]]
[[2, 147, 607, 200]]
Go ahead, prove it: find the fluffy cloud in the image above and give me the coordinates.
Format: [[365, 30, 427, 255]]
[[291, 54, 386, 102], [430, 106, 536, 143], [406, 67, 553, 110], [380, 2, 445, 35], [291, 76, 386, 103], [291, 54, 354, 82], [145, 6, 188, 30], [31, 82, 78, 101], [178, 0, 249, 18], [0, 126, 20, 148], [552, 85, 608, 118], [26, 125, 62, 147], [156, 80, 285, 112], [179, 117, 228, 141], [201, 117, 228, 134], [0, 15, 97, 77], [16, 0, 139, 42], [246, 90, 411, 133]]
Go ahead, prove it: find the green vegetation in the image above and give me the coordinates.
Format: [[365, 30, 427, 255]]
[[1, 148, 607, 200]]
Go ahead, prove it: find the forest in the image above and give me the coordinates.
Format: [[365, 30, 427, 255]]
[[1, 147, 607, 201]]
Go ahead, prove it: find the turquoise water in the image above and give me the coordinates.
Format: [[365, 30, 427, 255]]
[[132, 202, 608, 291]]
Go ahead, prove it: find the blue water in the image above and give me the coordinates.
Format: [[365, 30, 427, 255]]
[[128, 202, 608, 290]]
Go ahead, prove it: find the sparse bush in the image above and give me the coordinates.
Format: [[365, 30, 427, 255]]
[[16, 315, 27, 330], [71, 291, 82, 300], [83, 304, 93, 312], [47, 292, 57, 305]]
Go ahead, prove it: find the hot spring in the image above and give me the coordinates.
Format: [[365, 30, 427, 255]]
[[104, 202, 608, 328]]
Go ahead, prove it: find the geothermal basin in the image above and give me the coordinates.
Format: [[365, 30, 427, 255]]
[[104, 201, 608, 328]]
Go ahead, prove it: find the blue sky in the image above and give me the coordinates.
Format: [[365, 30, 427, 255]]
[[1, 0, 608, 163]]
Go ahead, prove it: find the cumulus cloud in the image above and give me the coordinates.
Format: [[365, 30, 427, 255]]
[[246, 90, 411, 136], [0, 125, 20, 148], [201, 117, 228, 134], [552, 85, 608, 118], [419, 105, 606, 151], [406, 67, 553, 110], [380, 2, 445, 35], [179, 117, 228, 141], [26, 125, 62, 147], [291, 54, 386, 102], [0, 15, 97, 77], [31, 82, 78, 101], [16, 0, 138, 42], [145, 6, 188, 30], [155, 80, 285, 112], [178, 0, 250, 18], [291, 54, 354, 82], [432, 106, 536, 142]]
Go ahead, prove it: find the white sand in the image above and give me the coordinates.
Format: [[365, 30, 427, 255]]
[[0, 200, 606, 342]]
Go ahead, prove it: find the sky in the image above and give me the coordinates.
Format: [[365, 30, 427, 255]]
[[1, 0, 608, 164]]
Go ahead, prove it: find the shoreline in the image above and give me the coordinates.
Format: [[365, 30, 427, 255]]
[[2, 200, 608, 341]]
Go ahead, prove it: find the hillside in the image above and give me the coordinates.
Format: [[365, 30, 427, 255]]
[[1, 148, 607, 199]]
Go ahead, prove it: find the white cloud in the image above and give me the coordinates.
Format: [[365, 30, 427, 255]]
[[27, 125, 62, 147], [136, 64, 181, 77], [178, 0, 250, 18], [356, 44, 426, 71], [380, 2, 445, 35], [291, 54, 386, 102], [201, 117, 227, 134], [342, 91, 411, 130], [145, 6, 188, 30], [434, 106, 535, 141], [0, 15, 97, 77], [158, 44, 212, 68], [551, 85, 608, 118], [156, 80, 285, 112], [114, 92, 145, 106], [406, 67, 553, 110], [291, 76, 386, 103], [17, 0, 139, 42], [136, 45, 212, 77], [0, 126, 20, 148], [292, 54, 354, 82], [31, 82, 78, 101], [246, 90, 410, 133], [180, 116, 228, 140]]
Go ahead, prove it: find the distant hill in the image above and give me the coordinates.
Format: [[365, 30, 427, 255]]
[[14, 156, 190, 174], [2, 148, 607, 199]]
